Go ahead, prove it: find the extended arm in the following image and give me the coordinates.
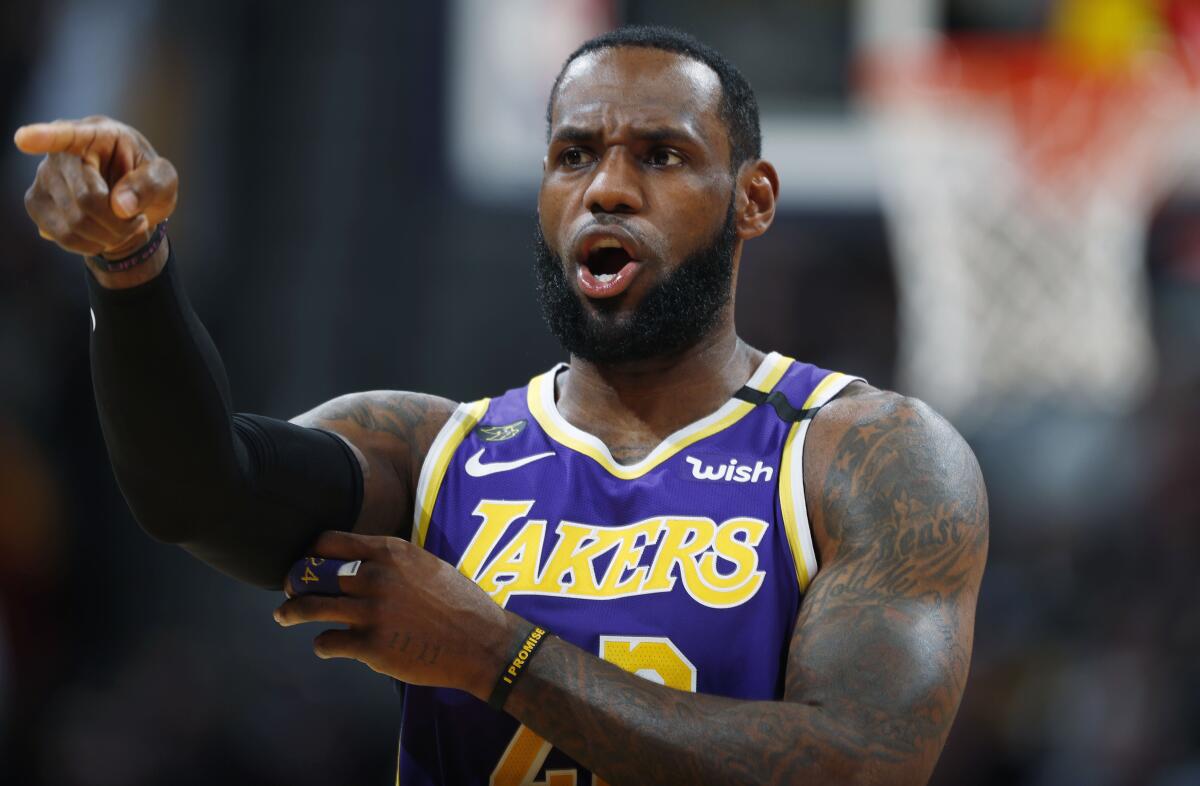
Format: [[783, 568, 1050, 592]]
[[500, 392, 987, 785], [86, 249, 370, 589], [17, 117, 456, 589], [91, 252, 455, 588]]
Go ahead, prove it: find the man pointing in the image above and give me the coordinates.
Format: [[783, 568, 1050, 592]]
[[17, 26, 986, 786]]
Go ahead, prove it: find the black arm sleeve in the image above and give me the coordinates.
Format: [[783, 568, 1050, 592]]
[[86, 250, 363, 590]]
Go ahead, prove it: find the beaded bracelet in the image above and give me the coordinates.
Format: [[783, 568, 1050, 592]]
[[88, 218, 169, 273]]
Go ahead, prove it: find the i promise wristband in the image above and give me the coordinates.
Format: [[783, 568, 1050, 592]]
[[88, 219, 169, 273], [488, 625, 548, 711]]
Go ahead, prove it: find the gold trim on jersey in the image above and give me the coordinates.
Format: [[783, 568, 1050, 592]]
[[411, 398, 490, 548], [526, 351, 793, 480], [778, 372, 862, 591]]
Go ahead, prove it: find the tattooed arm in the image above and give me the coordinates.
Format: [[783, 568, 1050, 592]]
[[291, 392, 457, 539], [505, 388, 988, 785]]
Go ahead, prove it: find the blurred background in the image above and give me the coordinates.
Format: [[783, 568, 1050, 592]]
[[1, 0, 1198, 783]]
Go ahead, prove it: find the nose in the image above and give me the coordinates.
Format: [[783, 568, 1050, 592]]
[[583, 148, 644, 215]]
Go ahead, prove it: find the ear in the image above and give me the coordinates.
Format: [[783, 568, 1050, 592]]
[[734, 160, 779, 241]]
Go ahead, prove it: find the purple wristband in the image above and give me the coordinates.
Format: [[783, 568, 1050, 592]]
[[286, 557, 361, 596], [88, 219, 169, 273]]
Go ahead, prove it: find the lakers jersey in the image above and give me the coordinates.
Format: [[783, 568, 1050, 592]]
[[399, 352, 861, 785]]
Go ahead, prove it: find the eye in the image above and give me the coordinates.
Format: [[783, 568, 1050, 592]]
[[647, 148, 684, 167], [560, 147, 596, 168]]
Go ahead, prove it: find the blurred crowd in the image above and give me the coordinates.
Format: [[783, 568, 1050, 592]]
[[0, 2, 1196, 784]]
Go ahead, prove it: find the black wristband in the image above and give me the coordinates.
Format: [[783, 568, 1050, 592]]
[[88, 219, 169, 273], [487, 625, 548, 711]]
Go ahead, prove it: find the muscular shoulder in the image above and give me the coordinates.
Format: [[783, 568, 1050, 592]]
[[785, 383, 987, 778], [802, 382, 989, 572], [292, 391, 458, 537]]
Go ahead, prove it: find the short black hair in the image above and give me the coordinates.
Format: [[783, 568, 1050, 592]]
[[546, 25, 762, 171]]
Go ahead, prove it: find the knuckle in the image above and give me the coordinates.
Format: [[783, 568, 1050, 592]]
[[383, 537, 407, 561], [78, 189, 108, 214], [40, 213, 66, 237], [154, 157, 178, 185], [136, 167, 160, 191], [65, 201, 85, 224]]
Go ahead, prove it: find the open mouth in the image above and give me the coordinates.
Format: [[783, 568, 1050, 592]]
[[577, 236, 642, 299], [585, 238, 633, 281]]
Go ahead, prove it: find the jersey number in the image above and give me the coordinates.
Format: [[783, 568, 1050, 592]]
[[489, 636, 697, 786]]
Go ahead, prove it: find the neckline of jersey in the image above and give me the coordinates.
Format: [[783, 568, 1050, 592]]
[[525, 351, 794, 480]]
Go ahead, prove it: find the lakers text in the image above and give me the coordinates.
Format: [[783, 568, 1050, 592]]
[[457, 500, 769, 609]]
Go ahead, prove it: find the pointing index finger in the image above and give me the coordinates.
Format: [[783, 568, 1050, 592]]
[[14, 122, 82, 155]]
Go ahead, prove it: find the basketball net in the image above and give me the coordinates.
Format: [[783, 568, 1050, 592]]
[[861, 0, 1199, 429]]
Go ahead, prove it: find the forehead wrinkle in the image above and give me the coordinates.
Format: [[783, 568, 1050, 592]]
[[553, 102, 706, 146]]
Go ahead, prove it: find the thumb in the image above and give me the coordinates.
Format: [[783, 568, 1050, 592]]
[[110, 156, 178, 221]]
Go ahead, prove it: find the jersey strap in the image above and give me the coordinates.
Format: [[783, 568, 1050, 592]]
[[411, 398, 490, 548], [733, 386, 820, 422], [775, 371, 864, 592]]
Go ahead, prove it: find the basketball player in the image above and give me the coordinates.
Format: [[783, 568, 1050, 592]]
[[16, 26, 986, 786]]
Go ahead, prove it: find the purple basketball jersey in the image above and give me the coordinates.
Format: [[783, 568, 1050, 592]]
[[398, 353, 861, 785]]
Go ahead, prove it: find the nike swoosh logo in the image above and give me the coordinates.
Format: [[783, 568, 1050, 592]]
[[464, 449, 555, 478]]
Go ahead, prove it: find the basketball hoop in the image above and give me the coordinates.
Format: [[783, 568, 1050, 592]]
[[859, 32, 1196, 429]]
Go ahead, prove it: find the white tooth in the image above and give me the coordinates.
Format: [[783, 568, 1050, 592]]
[[593, 238, 622, 250], [595, 273, 616, 283]]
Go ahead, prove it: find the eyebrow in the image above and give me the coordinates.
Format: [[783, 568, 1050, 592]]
[[550, 124, 703, 147]]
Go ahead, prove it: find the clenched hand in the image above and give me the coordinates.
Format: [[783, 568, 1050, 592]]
[[14, 115, 177, 266], [274, 531, 523, 701]]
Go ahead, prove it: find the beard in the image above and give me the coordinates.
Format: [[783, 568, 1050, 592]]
[[532, 202, 737, 364]]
